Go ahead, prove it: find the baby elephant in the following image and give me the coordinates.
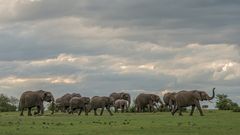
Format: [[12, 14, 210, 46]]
[[114, 99, 128, 113], [69, 97, 90, 115]]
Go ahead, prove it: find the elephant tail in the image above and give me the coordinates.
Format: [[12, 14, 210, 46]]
[[18, 101, 25, 111], [18, 97, 24, 111], [18, 102, 21, 111]]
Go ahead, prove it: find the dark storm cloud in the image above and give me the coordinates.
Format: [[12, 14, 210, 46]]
[[2, 0, 240, 46]]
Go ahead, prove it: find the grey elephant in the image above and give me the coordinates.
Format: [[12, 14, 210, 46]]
[[114, 99, 128, 113], [19, 90, 54, 116], [110, 92, 131, 110], [69, 97, 90, 115], [172, 88, 215, 116], [163, 92, 176, 111], [135, 93, 164, 112], [90, 96, 114, 116], [55, 93, 81, 112]]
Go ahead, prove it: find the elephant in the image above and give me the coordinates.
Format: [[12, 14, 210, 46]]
[[55, 93, 81, 112], [89, 96, 114, 116], [135, 93, 164, 112], [69, 97, 91, 116], [172, 88, 215, 116], [163, 92, 176, 111], [110, 92, 131, 110], [19, 90, 54, 116], [114, 99, 128, 113]]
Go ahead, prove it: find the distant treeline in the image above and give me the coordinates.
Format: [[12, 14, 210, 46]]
[[0, 94, 19, 112]]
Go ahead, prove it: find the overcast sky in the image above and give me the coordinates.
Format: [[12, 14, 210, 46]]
[[0, 0, 239, 106]]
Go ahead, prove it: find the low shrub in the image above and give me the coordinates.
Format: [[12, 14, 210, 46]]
[[232, 107, 240, 112]]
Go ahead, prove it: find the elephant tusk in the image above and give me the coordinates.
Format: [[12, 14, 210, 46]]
[[208, 100, 213, 103]]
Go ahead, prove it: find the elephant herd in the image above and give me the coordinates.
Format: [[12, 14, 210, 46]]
[[19, 88, 215, 116]]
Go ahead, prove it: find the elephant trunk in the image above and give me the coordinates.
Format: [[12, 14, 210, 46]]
[[208, 88, 215, 100], [159, 98, 164, 106], [128, 98, 131, 109]]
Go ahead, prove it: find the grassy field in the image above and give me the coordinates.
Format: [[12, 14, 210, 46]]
[[0, 110, 239, 135]]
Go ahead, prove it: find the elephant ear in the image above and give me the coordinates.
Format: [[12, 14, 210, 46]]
[[121, 93, 128, 99], [150, 95, 156, 101], [41, 92, 47, 101], [120, 93, 125, 98], [193, 91, 203, 101]]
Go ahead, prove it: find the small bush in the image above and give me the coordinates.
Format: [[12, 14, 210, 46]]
[[232, 107, 240, 112], [129, 105, 136, 113], [0, 94, 18, 112]]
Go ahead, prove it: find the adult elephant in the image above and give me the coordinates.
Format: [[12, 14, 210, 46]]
[[55, 93, 81, 112], [172, 88, 215, 116], [135, 93, 164, 112], [90, 96, 114, 116], [69, 97, 91, 115], [109, 92, 131, 109], [163, 92, 176, 111], [114, 99, 128, 113], [19, 90, 54, 116]]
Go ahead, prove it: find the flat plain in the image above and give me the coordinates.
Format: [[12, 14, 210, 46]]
[[0, 111, 239, 135]]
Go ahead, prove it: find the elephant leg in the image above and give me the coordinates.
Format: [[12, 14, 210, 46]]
[[106, 107, 113, 116], [190, 105, 196, 116], [20, 108, 24, 116], [179, 108, 183, 116], [78, 109, 82, 116], [195, 102, 204, 116], [94, 108, 98, 116], [148, 105, 151, 112], [40, 104, 44, 115], [70, 108, 75, 114], [171, 107, 178, 116], [64, 106, 67, 113], [100, 107, 104, 116], [84, 107, 88, 116], [136, 106, 139, 112], [34, 106, 40, 115], [68, 108, 72, 114], [121, 105, 124, 113], [114, 107, 118, 113], [28, 107, 32, 116], [139, 105, 143, 112], [66, 106, 70, 113]]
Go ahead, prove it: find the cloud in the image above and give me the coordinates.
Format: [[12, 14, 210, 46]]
[[0, 0, 239, 106]]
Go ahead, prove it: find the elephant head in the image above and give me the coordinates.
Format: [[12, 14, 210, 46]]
[[82, 97, 91, 104], [120, 93, 131, 108], [41, 91, 54, 102], [151, 94, 164, 108], [194, 88, 215, 101], [151, 94, 160, 102], [41, 91, 54, 114]]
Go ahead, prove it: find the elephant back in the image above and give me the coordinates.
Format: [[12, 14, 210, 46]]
[[135, 93, 150, 105], [71, 93, 81, 97], [69, 97, 81, 108], [90, 96, 110, 108], [109, 93, 121, 101], [61, 93, 74, 106]]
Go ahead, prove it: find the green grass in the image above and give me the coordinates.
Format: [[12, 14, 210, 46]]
[[0, 110, 239, 135]]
